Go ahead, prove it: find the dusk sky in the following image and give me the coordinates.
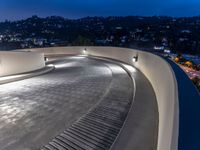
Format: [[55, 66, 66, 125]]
[[0, 0, 200, 21]]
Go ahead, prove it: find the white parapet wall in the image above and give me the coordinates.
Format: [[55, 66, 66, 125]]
[[0, 51, 45, 77], [22, 46, 179, 150]]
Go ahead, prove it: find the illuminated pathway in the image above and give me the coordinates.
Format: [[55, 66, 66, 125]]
[[0, 56, 133, 150]]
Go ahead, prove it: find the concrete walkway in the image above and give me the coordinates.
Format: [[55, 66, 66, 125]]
[[0, 56, 158, 150], [111, 63, 158, 150], [88, 57, 158, 150], [0, 56, 133, 150]]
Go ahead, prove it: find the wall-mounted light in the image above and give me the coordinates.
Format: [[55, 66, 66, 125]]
[[132, 53, 138, 62], [83, 48, 87, 54], [44, 57, 49, 61]]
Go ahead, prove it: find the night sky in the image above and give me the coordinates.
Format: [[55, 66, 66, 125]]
[[0, 0, 200, 21]]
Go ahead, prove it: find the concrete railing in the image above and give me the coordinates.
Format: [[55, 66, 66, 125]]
[[0, 51, 45, 76], [22, 46, 179, 150]]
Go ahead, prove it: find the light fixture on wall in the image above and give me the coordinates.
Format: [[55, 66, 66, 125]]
[[83, 48, 87, 54], [132, 53, 138, 62], [44, 57, 49, 61]]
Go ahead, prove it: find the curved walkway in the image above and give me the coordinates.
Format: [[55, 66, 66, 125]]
[[0, 57, 133, 150]]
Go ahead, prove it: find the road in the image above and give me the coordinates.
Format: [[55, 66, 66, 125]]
[[0, 56, 133, 150], [179, 65, 200, 79]]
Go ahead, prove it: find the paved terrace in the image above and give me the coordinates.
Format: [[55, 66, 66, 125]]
[[0, 56, 158, 150]]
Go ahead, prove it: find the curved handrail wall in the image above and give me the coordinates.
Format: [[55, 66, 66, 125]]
[[22, 46, 179, 150]]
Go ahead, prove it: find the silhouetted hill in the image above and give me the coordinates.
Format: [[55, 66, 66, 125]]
[[0, 15, 200, 55]]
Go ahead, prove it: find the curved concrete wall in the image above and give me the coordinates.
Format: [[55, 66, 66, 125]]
[[0, 51, 45, 76], [23, 46, 179, 150]]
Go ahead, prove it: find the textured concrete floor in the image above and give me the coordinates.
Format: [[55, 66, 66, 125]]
[[0, 56, 133, 150]]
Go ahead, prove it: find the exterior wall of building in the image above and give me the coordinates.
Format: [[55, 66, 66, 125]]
[[21, 46, 179, 150], [0, 51, 45, 76]]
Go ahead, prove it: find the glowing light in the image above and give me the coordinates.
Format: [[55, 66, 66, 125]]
[[44, 57, 49, 61], [122, 64, 137, 73], [164, 49, 171, 53], [175, 57, 180, 63], [185, 61, 193, 67], [83, 48, 87, 55], [132, 56, 138, 62], [0, 74, 29, 82], [47, 64, 54, 67], [55, 62, 78, 68], [132, 53, 139, 62]]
